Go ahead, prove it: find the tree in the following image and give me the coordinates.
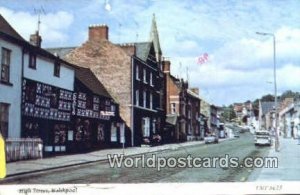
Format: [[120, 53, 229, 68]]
[[221, 105, 236, 122]]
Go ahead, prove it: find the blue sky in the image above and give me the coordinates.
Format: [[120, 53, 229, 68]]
[[1, 0, 300, 106]]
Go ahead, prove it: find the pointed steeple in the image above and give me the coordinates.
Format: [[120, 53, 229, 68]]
[[150, 13, 162, 62]]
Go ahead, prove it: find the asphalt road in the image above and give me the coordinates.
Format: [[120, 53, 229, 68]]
[[2, 132, 270, 184]]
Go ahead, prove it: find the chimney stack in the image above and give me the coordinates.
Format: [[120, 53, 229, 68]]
[[29, 31, 42, 47], [162, 60, 171, 73], [190, 88, 199, 95], [88, 24, 109, 42]]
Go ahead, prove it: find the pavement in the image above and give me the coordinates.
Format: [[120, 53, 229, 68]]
[[2, 139, 231, 180], [248, 137, 300, 181]]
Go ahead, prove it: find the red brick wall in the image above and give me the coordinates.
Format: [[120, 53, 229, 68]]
[[65, 39, 133, 129], [88, 25, 109, 42]]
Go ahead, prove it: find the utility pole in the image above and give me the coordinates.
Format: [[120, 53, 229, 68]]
[[256, 32, 279, 152]]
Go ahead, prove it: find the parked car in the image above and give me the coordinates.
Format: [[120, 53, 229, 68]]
[[204, 135, 219, 144], [254, 130, 272, 146]]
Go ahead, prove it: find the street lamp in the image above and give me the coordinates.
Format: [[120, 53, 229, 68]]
[[256, 32, 279, 152]]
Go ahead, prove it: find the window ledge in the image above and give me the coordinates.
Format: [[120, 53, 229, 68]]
[[0, 80, 13, 86]]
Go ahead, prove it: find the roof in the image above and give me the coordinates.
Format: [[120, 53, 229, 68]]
[[135, 42, 151, 61], [75, 66, 112, 98], [166, 115, 177, 125], [261, 102, 275, 115], [0, 14, 25, 41], [46, 47, 76, 58], [187, 89, 200, 99], [149, 14, 162, 58]]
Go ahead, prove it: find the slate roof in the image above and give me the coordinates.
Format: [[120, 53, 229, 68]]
[[261, 102, 275, 115], [187, 89, 200, 100], [46, 47, 76, 58], [149, 14, 162, 57], [0, 14, 24, 41], [135, 42, 151, 61], [75, 66, 112, 98]]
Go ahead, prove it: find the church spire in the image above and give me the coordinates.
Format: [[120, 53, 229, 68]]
[[150, 13, 162, 62]]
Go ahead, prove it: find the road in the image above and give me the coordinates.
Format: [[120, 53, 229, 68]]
[[2, 132, 270, 184]]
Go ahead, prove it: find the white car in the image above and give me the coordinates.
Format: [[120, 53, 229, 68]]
[[204, 135, 219, 144], [254, 130, 272, 146]]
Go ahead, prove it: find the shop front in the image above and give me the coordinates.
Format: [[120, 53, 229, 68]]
[[21, 78, 73, 155]]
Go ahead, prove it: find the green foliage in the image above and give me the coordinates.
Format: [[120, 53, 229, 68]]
[[221, 105, 236, 122]]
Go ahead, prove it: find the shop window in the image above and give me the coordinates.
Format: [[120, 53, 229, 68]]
[[53, 124, 67, 145], [75, 118, 83, 141], [97, 124, 105, 142], [23, 121, 39, 138], [0, 103, 9, 138], [29, 53, 37, 69], [1, 47, 11, 83], [142, 117, 150, 137], [188, 123, 192, 134], [111, 124, 117, 142]]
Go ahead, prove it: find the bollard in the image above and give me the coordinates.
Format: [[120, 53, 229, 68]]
[[0, 133, 6, 179]]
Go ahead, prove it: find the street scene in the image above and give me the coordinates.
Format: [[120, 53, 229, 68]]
[[0, 0, 300, 194]]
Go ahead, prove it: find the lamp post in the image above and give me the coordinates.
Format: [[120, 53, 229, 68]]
[[256, 32, 279, 152]]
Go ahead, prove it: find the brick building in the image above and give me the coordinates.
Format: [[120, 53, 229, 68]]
[[53, 15, 165, 146], [186, 89, 201, 141], [163, 60, 191, 142]]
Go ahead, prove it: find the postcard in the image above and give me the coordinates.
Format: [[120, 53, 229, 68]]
[[0, 0, 300, 194]]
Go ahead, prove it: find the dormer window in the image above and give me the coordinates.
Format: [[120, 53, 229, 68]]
[[54, 61, 60, 77]]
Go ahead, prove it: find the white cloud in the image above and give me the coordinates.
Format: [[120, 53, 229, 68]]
[[0, 6, 74, 47]]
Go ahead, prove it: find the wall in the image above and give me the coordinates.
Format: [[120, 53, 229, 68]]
[[0, 39, 22, 138], [64, 40, 132, 140], [23, 54, 74, 91]]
